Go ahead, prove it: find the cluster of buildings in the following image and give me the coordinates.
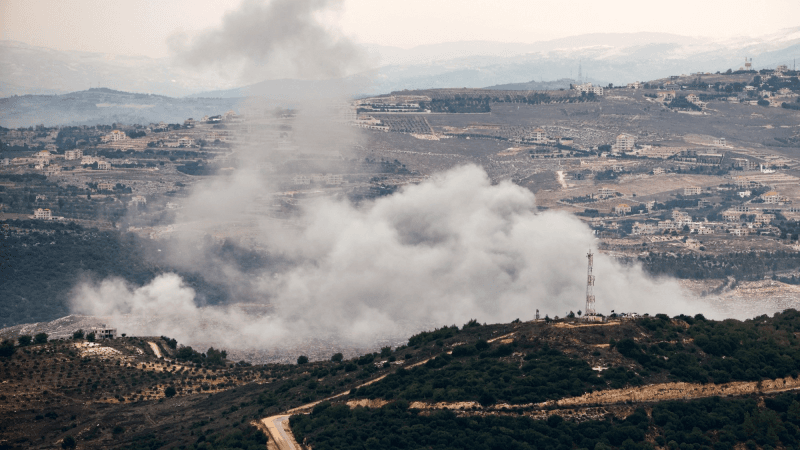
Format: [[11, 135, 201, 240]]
[[291, 173, 344, 185], [572, 83, 604, 96]]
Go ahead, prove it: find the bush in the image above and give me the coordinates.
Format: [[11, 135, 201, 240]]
[[164, 386, 177, 398], [72, 329, 84, 340], [331, 353, 343, 362], [0, 340, 15, 358], [17, 335, 32, 346], [297, 355, 309, 365], [61, 435, 76, 449], [34, 332, 48, 344], [161, 336, 177, 349]]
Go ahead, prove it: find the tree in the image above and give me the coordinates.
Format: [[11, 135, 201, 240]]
[[0, 339, 15, 358], [86, 332, 95, 342], [73, 329, 84, 340], [331, 353, 344, 362], [206, 347, 227, 366], [34, 332, 48, 344], [164, 386, 177, 398], [297, 355, 309, 365], [17, 335, 32, 346], [61, 435, 76, 449]]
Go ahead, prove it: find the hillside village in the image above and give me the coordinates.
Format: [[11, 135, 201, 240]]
[[2, 67, 800, 278]]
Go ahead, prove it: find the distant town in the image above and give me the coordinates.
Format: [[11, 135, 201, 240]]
[[2, 63, 800, 325]]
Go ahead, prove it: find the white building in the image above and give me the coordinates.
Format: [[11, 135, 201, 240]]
[[178, 136, 194, 147], [33, 208, 52, 220], [573, 83, 604, 96], [43, 165, 61, 175], [90, 326, 117, 339], [96, 161, 112, 170], [615, 134, 636, 152], [658, 91, 676, 101], [632, 222, 658, 235], [598, 187, 616, 199], [684, 186, 702, 196], [722, 211, 742, 222], [34, 150, 52, 164], [652, 167, 665, 175], [614, 203, 632, 215], [762, 191, 780, 204], [530, 128, 547, 143], [103, 130, 127, 142], [325, 174, 344, 185], [658, 220, 677, 230], [64, 149, 83, 160]]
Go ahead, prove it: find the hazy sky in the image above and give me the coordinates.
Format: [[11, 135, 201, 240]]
[[2, 0, 799, 58]]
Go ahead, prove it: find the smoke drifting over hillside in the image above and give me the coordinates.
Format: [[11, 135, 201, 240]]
[[169, 0, 367, 82], [69, 0, 706, 354], [71, 165, 701, 349]]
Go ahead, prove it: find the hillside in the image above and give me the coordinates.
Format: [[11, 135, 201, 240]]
[[4, 311, 800, 448], [0, 88, 241, 128]]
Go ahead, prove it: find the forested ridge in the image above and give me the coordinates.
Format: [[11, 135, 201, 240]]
[[290, 310, 800, 450], [291, 394, 800, 450]]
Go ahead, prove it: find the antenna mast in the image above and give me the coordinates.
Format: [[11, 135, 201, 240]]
[[585, 250, 596, 316]]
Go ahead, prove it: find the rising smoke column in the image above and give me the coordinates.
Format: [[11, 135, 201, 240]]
[[70, 0, 706, 351], [168, 0, 367, 83], [71, 165, 700, 349]]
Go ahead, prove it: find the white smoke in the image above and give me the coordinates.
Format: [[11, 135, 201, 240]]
[[168, 0, 368, 82], [71, 165, 701, 349], [70, 0, 709, 354]]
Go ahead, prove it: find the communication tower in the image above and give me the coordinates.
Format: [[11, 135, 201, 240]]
[[585, 250, 596, 316], [535, 309, 540, 321]]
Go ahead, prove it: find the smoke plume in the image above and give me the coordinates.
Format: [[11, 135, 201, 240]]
[[69, 0, 710, 359], [168, 0, 367, 82], [71, 165, 702, 352]]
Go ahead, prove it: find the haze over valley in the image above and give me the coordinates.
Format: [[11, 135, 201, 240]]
[[3, 1, 800, 449]]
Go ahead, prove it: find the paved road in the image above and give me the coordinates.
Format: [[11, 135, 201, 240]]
[[261, 414, 297, 450], [274, 416, 296, 450]]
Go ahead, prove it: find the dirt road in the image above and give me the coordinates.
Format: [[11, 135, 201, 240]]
[[147, 341, 162, 358]]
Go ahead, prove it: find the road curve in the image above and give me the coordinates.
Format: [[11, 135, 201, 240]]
[[261, 414, 298, 450]]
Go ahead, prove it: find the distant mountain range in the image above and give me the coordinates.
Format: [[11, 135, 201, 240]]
[[2, 29, 800, 126], [0, 40, 237, 98], [0, 88, 240, 128], [186, 29, 800, 98]]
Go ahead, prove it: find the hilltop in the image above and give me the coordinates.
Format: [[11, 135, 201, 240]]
[[4, 310, 800, 448], [0, 88, 242, 128]]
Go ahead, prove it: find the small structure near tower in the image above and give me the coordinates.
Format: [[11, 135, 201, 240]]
[[584, 250, 604, 322]]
